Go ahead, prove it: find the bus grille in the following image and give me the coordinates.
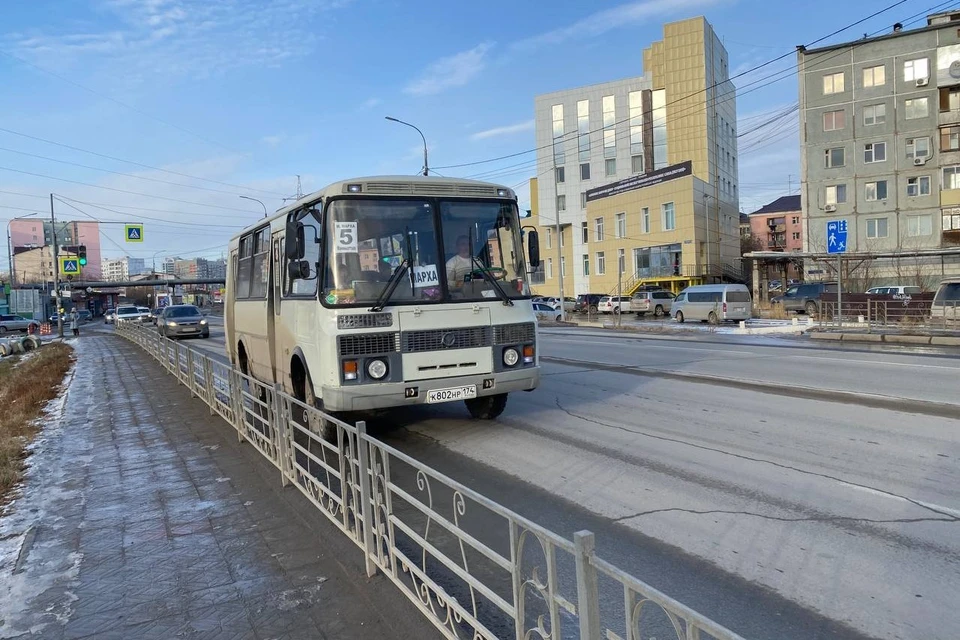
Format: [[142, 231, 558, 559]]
[[338, 332, 399, 356], [363, 181, 503, 197], [401, 326, 492, 352], [337, 313, 393, 329], [493, 322, 536, 345]]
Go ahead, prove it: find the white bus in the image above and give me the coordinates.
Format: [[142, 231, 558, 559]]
[[225, 176, 542, 427]]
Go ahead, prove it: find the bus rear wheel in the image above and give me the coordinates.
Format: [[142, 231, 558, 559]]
[[465, 393, 507, 420]]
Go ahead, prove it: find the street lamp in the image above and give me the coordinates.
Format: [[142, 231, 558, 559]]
[[240, 195, 268, 219], [385, 116, 429, 176], [6, 212, 40, 287]]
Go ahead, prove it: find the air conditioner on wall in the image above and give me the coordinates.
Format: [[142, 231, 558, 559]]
[[916, 77, 929, 87], [824, 204, 837, 212], [914, 157, 927, 166]]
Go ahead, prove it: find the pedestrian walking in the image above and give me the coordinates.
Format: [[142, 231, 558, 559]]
[[70, 309, 79, 337]]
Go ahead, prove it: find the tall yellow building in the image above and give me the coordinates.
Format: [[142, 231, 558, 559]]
[[528, 16, 741, 298]]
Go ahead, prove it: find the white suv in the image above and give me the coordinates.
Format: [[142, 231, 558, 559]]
[[114, 305, 142, 323], [597, 296, 632, 314], [630, 290, 676, 316]]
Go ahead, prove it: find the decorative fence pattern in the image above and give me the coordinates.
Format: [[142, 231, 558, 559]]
[[116, 320, 746, 640]]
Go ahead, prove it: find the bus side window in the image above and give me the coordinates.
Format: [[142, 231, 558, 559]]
[[287, 213, 321, 297]]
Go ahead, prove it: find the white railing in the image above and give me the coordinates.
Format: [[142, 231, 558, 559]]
[[115, 320, 747, 640]]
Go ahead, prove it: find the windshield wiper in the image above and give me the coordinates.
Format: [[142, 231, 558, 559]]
[[369, 259, 410, 312], [467, 226, 513, 306]]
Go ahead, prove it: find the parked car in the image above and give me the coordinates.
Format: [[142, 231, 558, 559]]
[[930, 278, 960, 322], [865, 286, 923, 296], [158, 304, 210, 338], [532, 302, 562, 323], [630, 290, 676, 316], [0, 314, 40, 334], [104, 308, 116, 324], [673, 284, 752, 324], [574, 293, 606, 314], [561, 297, 577, 312], [597, 295, 632, 314], [114, 305, 142, 323], [771, 282, 839, 315], [537, 297, 561, 310]]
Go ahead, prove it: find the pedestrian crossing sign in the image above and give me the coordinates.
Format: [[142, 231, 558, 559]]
[[125, 224, 144, 242], [60, 257, 80, 275]]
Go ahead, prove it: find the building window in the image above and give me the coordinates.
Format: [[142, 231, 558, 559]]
[[602, 95, 615, 127], [555, 166, 565, 183], [546, 258, 553, 279], [641, 207, 651, 233], [823, 72, 844, 94], [905, 97, 929, 120], [577, 99, 590, 162], [904, 58, 929, 82], [825, 184, 847, 204], [557, 195, 566, 211], [863, 103, 886, 126], [944, 165, 960, 190], [545, 227, 552, 249], [866, 218, 888, 239], [661, 202, 676, 231], [907, 176, 930, 196], [792, 231, 801, 240], [580, 163, 591, 180], [560, 228, 565, 247], [823, 110, 845, 131], [560, 256, 566, 277], [906, 137, 931, 160], [552, 104, 565, 165], [865, 180, 888, 201], [581, 221, 588, 243], [594, 217, 604, 242], [942, 87, 960, 112], [615, 212, 626, 238], [792, 216, 800, 224], [605, 158, 617, 177], [864, 142, 886, 163], [580, 192, 587, 209], [631, 155, 644, 174], [825, 147, 845, 168], [582, 254, 590, 276], [618, 248, 625, 275], [907, 215, 933, 236], [942, 126, 960, 151], [595, 252, 606, 275], [863, 64, 885, 87]]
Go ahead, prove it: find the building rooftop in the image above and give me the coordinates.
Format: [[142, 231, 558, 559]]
[[803, 13, 960, 55], [750, 195, 801, 216]]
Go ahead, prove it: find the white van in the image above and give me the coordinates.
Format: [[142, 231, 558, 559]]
[[673, 284, 752, 324], [930, 278, 960, 322]]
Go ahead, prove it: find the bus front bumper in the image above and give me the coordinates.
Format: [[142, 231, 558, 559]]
[[320, 367, 540, 412]]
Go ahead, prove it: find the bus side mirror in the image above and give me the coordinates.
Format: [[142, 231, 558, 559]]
[[285, 221, 305, 260], [289, 259, 311, 280], [527, 230, 540, 268]]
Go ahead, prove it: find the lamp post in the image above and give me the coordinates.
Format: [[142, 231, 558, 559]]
[[385, 116, 429, 176], [151, 250, 167, 275], [240, 195, 268, 219], [6, 212, 39, 287]]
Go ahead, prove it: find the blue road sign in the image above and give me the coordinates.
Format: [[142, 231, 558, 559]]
[[59, 257, 80, 275], [125, 224, 144, 242], [826, 219, 848, 254]]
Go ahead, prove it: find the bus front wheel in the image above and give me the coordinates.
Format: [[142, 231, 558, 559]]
[[465, 393, 507, 420]]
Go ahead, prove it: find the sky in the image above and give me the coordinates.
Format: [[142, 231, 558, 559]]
[[0, 0, 949, 268]]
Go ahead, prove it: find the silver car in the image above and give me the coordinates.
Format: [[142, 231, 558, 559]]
[[0, 314, 40, 335], [629, 290, 676, 316], [158, 305, 210, 339]]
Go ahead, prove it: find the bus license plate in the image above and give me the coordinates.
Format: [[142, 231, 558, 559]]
[[426, 385, 477, 404]]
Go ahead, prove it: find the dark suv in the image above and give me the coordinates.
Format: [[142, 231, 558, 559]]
[[574, 293, 606, 314], [772, 282, 839, 314]]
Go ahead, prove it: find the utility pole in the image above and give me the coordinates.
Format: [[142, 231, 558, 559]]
[[551, 150, 565, 322], [50, 194, 64, 338]]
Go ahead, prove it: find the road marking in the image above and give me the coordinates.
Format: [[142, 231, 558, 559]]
[[841, 483, 960, 519]]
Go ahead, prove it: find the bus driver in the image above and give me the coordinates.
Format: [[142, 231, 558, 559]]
[[445, 235, 474, 289]]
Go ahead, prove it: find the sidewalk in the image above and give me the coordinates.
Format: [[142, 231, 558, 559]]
[[0, 336, 439, 640]]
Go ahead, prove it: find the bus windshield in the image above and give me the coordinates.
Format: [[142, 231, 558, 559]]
[[322, 198, 527, 306]]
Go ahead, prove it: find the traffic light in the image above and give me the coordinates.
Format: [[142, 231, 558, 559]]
[[78, 245, 87, 266]]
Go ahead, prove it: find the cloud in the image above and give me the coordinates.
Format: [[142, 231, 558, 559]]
[[360, 98, 382, 110], [404, 42, 494, 96], [261, 134, 285, 147], [470, 120, 535, 141], [3, 0, 352, 79], [514, 0, 725, 50]]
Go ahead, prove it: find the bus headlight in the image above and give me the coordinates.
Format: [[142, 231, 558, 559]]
[[503, 348, 519, 367], [367, 359, 388, 380]]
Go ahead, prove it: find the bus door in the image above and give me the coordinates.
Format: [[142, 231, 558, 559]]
[[268, 234, 283, 384]]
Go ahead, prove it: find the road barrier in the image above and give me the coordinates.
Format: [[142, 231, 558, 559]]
[[817, 299, 959, 330], [115, 320, 745, 640]]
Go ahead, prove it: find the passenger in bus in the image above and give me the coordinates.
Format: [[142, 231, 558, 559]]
[[445, 235, 474, 288]]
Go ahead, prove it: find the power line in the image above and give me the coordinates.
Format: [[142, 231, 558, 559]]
[[55, 197, 245, 230], [0, 189, 253, 221], [0, 126, 286, 197]]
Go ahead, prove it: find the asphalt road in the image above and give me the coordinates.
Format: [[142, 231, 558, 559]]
[[104, 320, 960, 640]]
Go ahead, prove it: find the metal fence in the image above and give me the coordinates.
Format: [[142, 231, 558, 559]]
[[817, 299, 960, 330], [115, 320, 745, 640]]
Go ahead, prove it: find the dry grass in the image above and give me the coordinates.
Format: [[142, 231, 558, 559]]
[[0, 343, 74, 501], [756, 302, 791, 320]]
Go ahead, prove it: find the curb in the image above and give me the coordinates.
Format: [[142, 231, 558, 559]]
[[810, 332, 960, 346]]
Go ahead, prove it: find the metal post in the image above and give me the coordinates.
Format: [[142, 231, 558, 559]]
[[551, 152, 565, 322], [703, 194, 710, 284], [836, 254, 842, 328], [356, 420, 377, 577], [5, 226, 13, 288], [617, 264, 622, 328], [385, 117, 429, 176], [273, 383, 290, 487], [574, 531, 600, 639], [50, 194, 63, 338]]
